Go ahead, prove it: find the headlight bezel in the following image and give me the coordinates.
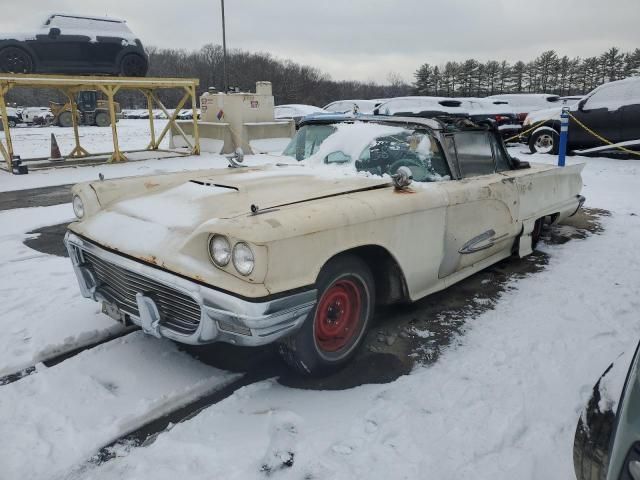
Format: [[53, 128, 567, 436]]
[[208, 234, 232, 267], [232, 241, 255, 276], [72, 195, 85, 219]]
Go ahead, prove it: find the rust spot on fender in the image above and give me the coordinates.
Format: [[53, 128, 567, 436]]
[[139, 254, 158, 265], [144, 181, 160, 189]]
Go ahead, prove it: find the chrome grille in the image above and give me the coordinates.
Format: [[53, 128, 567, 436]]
[[80, 249, 202, 335]]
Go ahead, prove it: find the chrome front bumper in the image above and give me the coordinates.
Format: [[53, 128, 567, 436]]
[[64, 232, 317, 347]]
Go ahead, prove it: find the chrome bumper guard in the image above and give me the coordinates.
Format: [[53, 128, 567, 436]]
[[64, 232, 317, 347]]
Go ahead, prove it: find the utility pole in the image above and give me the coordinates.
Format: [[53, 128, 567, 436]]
[[221, 0, 228, 92]]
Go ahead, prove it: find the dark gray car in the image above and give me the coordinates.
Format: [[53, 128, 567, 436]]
[[0, 14, 148, 77]]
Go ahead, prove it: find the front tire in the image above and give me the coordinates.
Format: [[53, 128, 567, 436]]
[[0, 47, 33, 74], [529, 129, 560, 154], [94, 111, 110, 127], [57, 111, 74, 128], [278, 255, 375, 376]]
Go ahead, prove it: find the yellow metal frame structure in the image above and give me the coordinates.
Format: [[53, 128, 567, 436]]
[[0, 74, 200, 171]]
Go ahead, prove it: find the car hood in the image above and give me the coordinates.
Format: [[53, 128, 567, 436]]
[[525, 106, 562, 125], [70, 164, 390, 260]]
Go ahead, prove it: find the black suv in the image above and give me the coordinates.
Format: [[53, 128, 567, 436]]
[[0, 14, 148, 77], [525, 77, 640, 155]]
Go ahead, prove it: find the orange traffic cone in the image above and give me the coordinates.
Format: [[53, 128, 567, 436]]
[[50, 133, 62, 161]]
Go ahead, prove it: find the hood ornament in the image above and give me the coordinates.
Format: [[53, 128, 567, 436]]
[[392, 166, 413, 190], [226, 148, 246, 168]]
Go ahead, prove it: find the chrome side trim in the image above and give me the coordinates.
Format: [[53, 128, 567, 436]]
[[64, 231, 317, 346], [458, 229, 508, 255]]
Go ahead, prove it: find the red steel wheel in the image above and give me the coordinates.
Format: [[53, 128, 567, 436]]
[[278, 255, 375, 376], [314, 279, 362, 353]]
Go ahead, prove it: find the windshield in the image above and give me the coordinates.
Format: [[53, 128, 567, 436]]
[[282, 122, 451, 183]]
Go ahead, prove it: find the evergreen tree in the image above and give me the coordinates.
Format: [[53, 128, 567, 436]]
[[413, 63, 433, 95]]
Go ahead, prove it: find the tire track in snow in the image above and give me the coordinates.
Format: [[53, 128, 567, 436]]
[[0, 327, 137, 386], [0, 330, 239, 480]]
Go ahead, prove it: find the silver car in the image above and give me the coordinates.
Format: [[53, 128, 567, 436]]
[[574, 340, 640, 479]]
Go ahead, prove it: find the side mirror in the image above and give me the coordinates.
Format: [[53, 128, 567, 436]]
[[48, 27, 61, 38], [392, 166, 413, 189], [225, 147, 245, 168], [325, 151, 351, 164], [577, 99, 587, 111]]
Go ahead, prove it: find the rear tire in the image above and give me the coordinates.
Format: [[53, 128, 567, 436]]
[[94, 111, 110, 127], [529, 129, 560, 155], [120, 54, 148, 77], [57, 111, 74, 128], [531, 218, 544, 250], [278, 255, 375, 376], [0, 47, 33, 74]]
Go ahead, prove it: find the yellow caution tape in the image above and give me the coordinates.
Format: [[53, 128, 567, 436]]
[[567, 113, 640, 157], [504, 118, 555, 143]]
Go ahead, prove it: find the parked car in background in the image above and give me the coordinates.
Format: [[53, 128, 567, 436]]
[[0, 106, 20, 129], [486, 94, 562, 123], [560, 96, 583, 105], [32, 109, 54, 125], [176, 109, 200, 120], [323, 99, 383, 115], [0, 13, 148, 76], [375, 96, 521, 140], [574, 339, 640, 480], [20, 106, 52, 125], [274, 104, 325, 126], [64, 115, 584, 376], [523, 77, 640, 154]]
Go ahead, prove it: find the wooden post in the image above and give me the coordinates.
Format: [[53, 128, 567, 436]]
[[100, 85, 126, 162], [66, 89, 90, 158], [151, 91, 192, 149], [189, 84, 200, 155], [0, 84, 15, 170], [144, 90, 157, 150]]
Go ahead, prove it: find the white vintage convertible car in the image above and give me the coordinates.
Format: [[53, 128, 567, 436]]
[[65, 115, 585, 375]]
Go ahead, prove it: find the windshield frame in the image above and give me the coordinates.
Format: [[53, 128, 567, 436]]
[[282, 119, 454, 183]]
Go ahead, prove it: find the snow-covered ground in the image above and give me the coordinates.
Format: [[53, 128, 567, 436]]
[[0, 123, 639, 480], [0, 120, 278, 192]]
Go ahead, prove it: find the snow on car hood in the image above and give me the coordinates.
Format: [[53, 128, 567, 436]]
[[524, 106, 562, 125], [71, 165, 389, 259]]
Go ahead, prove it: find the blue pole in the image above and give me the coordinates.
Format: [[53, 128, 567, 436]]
[[558, 106, 570, 167]]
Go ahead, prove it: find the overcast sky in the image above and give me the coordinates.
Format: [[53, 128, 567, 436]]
[[1, 0, 638, 82]]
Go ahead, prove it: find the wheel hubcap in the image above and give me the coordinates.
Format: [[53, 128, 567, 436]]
[[1, 51, 29, 73], [534, 134, 554, 153], [314, 279, 362, 352]]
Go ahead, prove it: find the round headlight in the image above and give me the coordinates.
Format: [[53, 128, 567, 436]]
[[209, 235, 231, 267], [72, 195, 85, 219], [232, 242, 255, 276]]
